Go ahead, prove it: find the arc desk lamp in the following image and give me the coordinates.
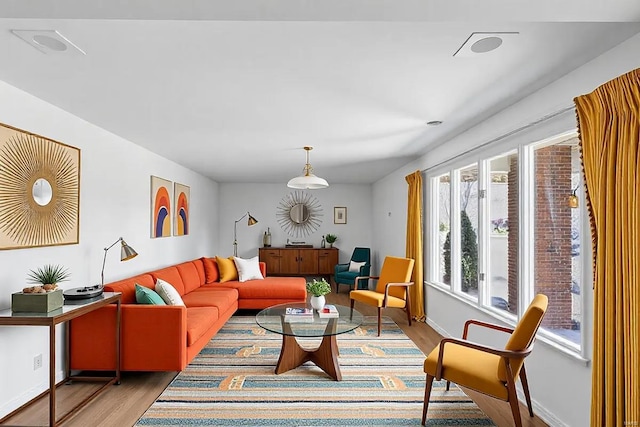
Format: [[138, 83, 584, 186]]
[[63, 237, 138, 300]]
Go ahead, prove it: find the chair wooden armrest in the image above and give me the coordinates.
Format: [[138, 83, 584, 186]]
[[435, 337, 533, 381], [353, 275, 378, 284], [383, 281, 413, 305], [463, 319, 515, 339]]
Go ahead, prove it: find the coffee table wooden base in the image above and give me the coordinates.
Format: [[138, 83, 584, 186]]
[[275, 318, 342, 381]]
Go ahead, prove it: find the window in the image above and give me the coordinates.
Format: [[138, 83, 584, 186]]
[[437, 174, 451, 286], [428, 132, 585, 353], [488, 153, 517, 315], [458, 164, 479, 300], [532, 139, 582, 345]]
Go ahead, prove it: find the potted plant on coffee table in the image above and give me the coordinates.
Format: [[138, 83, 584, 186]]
[[306, 278, 331, 311]]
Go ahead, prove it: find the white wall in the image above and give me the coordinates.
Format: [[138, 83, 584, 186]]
[[219, 183, 373, 268], [372, 32, 640, 427], [0, 81, 219, 418], [372, 164, 421, 271]]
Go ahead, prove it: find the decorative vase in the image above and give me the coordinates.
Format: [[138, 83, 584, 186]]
[[310, 295, 326, 311]]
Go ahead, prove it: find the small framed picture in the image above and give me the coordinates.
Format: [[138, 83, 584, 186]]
[[334, 207, 347, 224]]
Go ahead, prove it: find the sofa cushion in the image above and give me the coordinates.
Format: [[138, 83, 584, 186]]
[[233, 256, 264, 282], [213, 277, 306, 300], [156, 279, 186, 306], [186, 307, 219, 347], [149, 266, 186, 295], [176, 261, 202, 293], [216, 256, 238, 282], [191, 258, 206, 284], [183, 287, 239, 311], [135, 284, 166, 305], [105, 273, 155, 304], [202, 257, 219, 283]]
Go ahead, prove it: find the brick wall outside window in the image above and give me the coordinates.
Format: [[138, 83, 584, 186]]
[[533, 145, 573, 329], [506, 147, 573, 328]]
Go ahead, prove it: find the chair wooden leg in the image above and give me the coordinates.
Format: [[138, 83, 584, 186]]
[[519, 365, 534, 417], [377, 307, 382, 336], [350, 299, 355, 321], [405, 289, 412, 326], [446, 380, 450, 391], [506, 374, 523, 427], [421, 374, 434, 425]]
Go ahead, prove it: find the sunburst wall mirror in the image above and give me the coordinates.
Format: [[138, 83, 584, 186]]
[[0, 122, 80, 250], [276, 191, 323, 238]]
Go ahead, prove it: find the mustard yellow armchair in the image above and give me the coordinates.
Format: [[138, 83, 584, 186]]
[[421, 294, 548, 427], [349, 256, 415, 336]]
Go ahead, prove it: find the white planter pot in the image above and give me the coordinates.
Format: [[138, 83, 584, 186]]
[[310, 295, 326, 311]]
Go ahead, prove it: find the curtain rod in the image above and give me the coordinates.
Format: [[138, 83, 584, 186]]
[[425, 105, 576, 172]]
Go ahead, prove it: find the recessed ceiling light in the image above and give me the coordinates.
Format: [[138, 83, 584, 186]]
[[471, 36, 503, 53], [454, 32, 518, 58], [426, 120, 443, 126], [32, 35, 68, 51], [11, 30, 85, 55]]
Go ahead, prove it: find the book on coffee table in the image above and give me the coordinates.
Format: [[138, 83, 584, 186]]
[[318, 304, 339, 318], [284, 307, 314, 323]]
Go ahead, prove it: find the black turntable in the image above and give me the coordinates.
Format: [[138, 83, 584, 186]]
[[63, 285, 104, 300]]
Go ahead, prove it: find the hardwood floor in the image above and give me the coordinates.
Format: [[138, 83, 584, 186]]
[[1, 288, 549, 427]]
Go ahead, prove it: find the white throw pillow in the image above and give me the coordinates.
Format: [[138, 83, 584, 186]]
[[233, 256, 264, 282], [349, 261, 366, 273], [155, 278, 185, 306]]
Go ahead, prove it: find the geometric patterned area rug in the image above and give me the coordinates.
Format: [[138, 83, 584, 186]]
[[136, 316, 495, 426]]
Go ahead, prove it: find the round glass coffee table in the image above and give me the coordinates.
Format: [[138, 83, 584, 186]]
[[256, 302, 363, 381]]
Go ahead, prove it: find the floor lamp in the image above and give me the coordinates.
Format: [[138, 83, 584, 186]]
[[233, 212, 258, 256]]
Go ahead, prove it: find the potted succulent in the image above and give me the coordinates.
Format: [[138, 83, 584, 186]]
[[13, 264, 70, 312], [325, 233, 337, 248], [306, 278, 331, 311], [26, 264, 70, 292]]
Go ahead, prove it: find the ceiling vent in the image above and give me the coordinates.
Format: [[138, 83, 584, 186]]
[[11, 30, 86, 55], [454, 32, 518, 58]]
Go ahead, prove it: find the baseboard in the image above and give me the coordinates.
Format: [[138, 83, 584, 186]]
[[0, 368, 65, 420], [427, 316, 568, 427], [518, 391, 569, 427], [426, 316, 451, 338]]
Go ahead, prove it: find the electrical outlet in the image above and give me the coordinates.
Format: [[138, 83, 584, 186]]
[[33, 354, 42, 370]]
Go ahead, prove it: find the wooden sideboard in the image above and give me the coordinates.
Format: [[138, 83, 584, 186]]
[[259, 247, 339, 277]]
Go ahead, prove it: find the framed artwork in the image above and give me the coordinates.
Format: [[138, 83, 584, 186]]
[[334, 207, 347, 224], [174, 182, 190, 236], [0, 122, 80, 250], [151, 176, 172, 238]]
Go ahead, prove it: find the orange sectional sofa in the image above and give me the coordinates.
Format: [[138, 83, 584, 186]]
[[69, 257, 307, 372]]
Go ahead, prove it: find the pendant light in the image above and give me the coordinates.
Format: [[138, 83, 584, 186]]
[[287, 146, 329, 189]]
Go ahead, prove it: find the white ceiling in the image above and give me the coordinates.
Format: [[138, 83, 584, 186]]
[[1, 1, 640, 184]]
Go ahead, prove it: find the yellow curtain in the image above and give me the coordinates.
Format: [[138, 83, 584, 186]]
[[405, 170, 425, 321], [574, 68, 640, 427]]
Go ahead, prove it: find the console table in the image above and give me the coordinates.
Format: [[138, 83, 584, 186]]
[[0, 292, 121, 427], [259, 247, 338, 277]]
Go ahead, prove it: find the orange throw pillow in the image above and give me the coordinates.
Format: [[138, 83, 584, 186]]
[[202, 257, 220, 283], [215, 256, 238, 283]]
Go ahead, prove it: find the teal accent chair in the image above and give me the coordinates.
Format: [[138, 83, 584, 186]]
[[334, 247, 371, 293]]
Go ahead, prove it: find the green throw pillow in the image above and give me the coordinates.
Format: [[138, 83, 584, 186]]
[[135, 284, 166, 305]]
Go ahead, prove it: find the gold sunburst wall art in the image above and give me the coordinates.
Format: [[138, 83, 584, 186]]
[[277, 191, 323, 238], [0, 122, 80, 250]]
